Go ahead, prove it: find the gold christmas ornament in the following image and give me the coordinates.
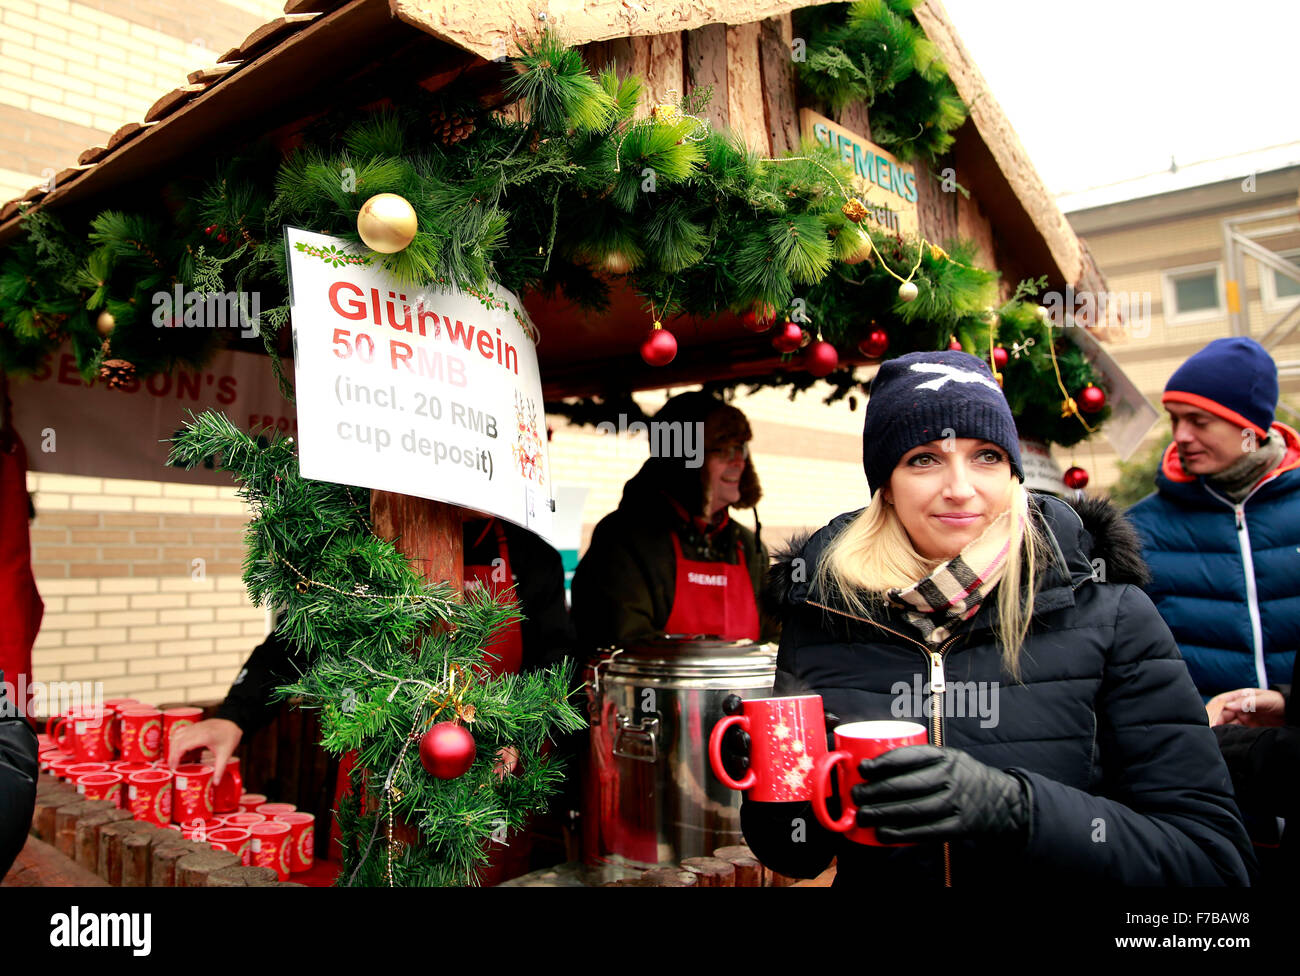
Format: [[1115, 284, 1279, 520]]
[[929, 243, 949, 262], [841, 197, 869, 223], [898, 280, 919, 303], [357, 193, 418, 254], [96, 310, 116, 336], [841, 227, 873, 265], [1060, 396, 1079, 419], [650, 103, 680, 122]]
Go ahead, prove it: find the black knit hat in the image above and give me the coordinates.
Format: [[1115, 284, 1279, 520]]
[[862, 350, 1024, 495]]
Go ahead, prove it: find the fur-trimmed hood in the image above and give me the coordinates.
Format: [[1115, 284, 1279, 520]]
[[763, 492, 1150, 618]]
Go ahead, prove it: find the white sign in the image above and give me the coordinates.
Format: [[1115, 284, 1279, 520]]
[[1067, 326, 1161, 461], [285, 228, 554, 543], [1018, 437, 1066, 496], [11, 345, 296, 485]]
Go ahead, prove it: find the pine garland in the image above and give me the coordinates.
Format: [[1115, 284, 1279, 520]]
[[0, 29, 1108, 450], [167, 410, 585, 886]]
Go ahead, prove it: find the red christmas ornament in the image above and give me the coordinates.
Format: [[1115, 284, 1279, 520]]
[[1079, 383, 1106, 413], [948, 336, 963, 351], [740, 303, 777, 332], [857, 328, 889, 359], [992, 345, 1008, 369], [216, 231, 229, 244], [1063, 466, 1089, 490], [419, 722, 476, 779], [640, 326, 678, 366], [204, 225, 216, 236], [771, 321, 803, 354], [804, 340, 839, 377]]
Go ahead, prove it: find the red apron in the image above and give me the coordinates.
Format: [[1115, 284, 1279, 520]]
[[663, 534, 760, 641], [463, 519, 524, 677], [0, 431, 42, 725]]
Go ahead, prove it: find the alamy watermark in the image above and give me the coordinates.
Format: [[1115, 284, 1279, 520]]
[[1040, 286, 1152, 339], [594, 415, 705, 468], [890, 676, 1000, 729], [0, 677, 105, 719], [152, 286, 261, 339]]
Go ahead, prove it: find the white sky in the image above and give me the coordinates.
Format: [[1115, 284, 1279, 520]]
[[940, 0, 1300, 196]]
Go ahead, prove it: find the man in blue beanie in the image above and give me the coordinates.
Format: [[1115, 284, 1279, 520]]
[[1128, 336, 1300, 701]]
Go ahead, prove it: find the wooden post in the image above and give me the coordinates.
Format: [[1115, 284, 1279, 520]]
[[640, 866, 697, 887], [680, 855, 736, 887], [32, 793, 84, 842], [208, 865, 280, 886], [370, 492, 463, 591], [176, 850, 242, 886], [121, 825, 170, 887], [758, 15, 799, 157], [684, 24, 728, 133], [725, 23, 767, 153], [74, 808, 132, 871], [149, 841, 208, 888], [712, 844, 763, 887], [97, 821, 153, 885], [55, 800, 114, 858]]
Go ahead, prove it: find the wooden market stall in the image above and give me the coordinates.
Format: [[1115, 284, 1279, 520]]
[[1, 0, 1118, 888]]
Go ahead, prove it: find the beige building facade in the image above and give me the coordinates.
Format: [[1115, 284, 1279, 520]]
[[1062, 149, 1300, 492]]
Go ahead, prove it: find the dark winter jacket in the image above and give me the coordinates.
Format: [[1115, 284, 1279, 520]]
[[571, 465, 775, 651], [1214, 652, 1298, 882], [1127, 424, 1300, 698], [0, 671, 38, 879], [742, 493, 1255, 886], [216, 518, 574, 734]]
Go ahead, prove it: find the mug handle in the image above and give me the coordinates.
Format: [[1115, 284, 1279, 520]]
[[812, 750, 857, 833], [50, 716, 71, 751], [708, 714, 756, 791]]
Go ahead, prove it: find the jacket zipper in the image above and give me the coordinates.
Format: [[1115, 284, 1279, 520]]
[[807, 598, 960, 887], [1203, 484, 1269, 689]]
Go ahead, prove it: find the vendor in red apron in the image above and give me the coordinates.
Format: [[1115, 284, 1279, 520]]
[[167, 511, 573, 882], [571, 391, 774, 649]]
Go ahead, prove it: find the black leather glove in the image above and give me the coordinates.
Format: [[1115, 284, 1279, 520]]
[[824, 711, 841, 752], [850, 745, 1030, 845], [719, 694, 751, 782]]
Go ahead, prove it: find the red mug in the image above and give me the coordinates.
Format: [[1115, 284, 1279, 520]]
[[708, 695, 828, 801], [76, 772, 124, 805], [162, 707, 204, 761], [275, 812, 315, 873], [172, 763, 214, 824], [221, 812, 266, 829], [249, 821, 293, 882], [180, 818, 225, 843], [111, 761, 154, 778], [255, 802, 296, 819], [119, 708, 163, 762], [208, 826, 253, 866], [47, 711, 77, 754], [213, 757, 243, 814], [39, 749, 67, 772], [127, 769, 174, 827], [48, 756, 81, 782], [102, 699, 140, 753], [62, 708, 114, 762], [238, 794, 268, 813], [66, 762, 111, 780], [812, 720, 929, 846]]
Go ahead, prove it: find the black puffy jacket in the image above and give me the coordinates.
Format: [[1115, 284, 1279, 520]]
[[0, 672, 37, 879], [742, 494, 1255, 886]]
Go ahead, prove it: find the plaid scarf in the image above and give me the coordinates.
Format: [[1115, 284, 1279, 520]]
[[887, 510, 1013, 644]]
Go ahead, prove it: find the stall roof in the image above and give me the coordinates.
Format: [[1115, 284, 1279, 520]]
[[0, 0, 1113, 393]]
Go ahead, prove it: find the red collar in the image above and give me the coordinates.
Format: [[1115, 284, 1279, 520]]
[[662, 492, 730, 537], [1161, 421, 1300, 486]]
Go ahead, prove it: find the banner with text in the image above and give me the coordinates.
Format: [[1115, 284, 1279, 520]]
[[285, 227, 555, 543], [11, 345, 295, 486]]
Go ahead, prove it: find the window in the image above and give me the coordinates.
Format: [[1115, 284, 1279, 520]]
[[1162, 263, 1224, 324], [1262, 249, 1300, 310]]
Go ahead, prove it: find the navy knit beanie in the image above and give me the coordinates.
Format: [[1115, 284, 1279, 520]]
[[862, 350, 1024, 495], [1163, 337, 1277, 436]]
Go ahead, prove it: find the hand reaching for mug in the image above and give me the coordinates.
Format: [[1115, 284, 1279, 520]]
[[1206, 688, 1286, 728], [850, 745, 1029, 844], [167, 718, 242, 786]]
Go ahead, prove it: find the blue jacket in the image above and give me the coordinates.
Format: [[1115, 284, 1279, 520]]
[[1127, 423, 1300, 699]]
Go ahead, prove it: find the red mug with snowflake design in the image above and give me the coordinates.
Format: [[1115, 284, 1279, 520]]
[[708, 695, 828, 802], [812, 720, 929, 846]]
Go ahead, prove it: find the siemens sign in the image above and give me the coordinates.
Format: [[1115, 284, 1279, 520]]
[[799, 110, 919, 236]]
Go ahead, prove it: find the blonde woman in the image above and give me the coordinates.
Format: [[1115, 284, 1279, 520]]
[[742, 350, 1253, 886]]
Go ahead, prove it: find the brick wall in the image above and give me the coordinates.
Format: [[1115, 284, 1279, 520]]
[[0, 0, 284, 202], [26, 471, 268, 714]]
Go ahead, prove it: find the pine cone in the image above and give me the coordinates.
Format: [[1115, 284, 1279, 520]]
[[99, 358, 136, 390]]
